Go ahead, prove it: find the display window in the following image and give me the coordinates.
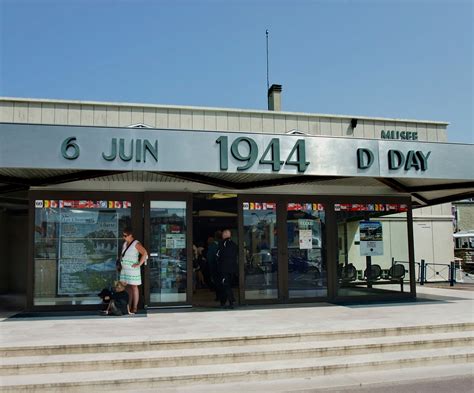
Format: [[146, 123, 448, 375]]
[[336, 203, 410, 297], [33, 199, 132, 305]]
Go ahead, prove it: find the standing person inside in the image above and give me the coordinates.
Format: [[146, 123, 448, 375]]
[[120, 227, 148, 314], [207, 231, 221, 300], [216, 229, 238, 309]]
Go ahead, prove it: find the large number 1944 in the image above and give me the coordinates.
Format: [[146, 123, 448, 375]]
[[216, 136, 310, 173]]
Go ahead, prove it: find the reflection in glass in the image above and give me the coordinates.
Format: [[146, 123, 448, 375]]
[[336, 203, 409, 297], [287, 203, 327, 298], [34, 200, 131, 306], [243, 202, 278, 299], [149, 201, 187, 303]]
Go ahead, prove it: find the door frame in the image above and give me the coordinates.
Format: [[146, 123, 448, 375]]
[[143, 192, 193, 308], [281, 195, 331, 304], [238, 194, 284, 304], [27, 190, 143, 311], [238, 194, 333, 305]]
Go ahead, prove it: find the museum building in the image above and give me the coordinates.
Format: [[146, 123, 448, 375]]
[[0, 87, 473, 311]]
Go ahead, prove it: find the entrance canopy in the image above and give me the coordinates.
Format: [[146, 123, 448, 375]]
[[0, 123, 473, 207]]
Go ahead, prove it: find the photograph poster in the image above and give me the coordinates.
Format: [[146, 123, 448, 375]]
[[359, 221, 383, 256]]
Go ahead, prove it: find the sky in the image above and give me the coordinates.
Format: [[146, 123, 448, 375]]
[[0, 0, 473, 143]]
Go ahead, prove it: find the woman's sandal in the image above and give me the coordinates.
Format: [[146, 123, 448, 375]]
[[130, 307, 138, 314], [100, 310, 109, 316]]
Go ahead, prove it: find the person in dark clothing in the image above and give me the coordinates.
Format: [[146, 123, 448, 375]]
[[216, 229, 238, 309], [207, 231, 222, 299], [101, 281, 132, 316]]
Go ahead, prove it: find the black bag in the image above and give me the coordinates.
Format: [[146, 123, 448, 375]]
[[97, 288, 113, 302], [116, 240, 135, 272]]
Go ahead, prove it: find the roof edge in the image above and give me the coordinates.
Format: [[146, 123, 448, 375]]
[[0, 96, 450, 126]]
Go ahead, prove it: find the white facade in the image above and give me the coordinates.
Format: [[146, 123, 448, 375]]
[[0, 97, 448, 141], [0, 97, 457, 270]]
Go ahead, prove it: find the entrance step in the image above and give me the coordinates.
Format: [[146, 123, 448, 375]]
[[0, 322, 472, 392], [1, 348, 472, 392], [136, 363, 474, 393], [1, 331, 472, 375], [2, 321, 473, 357]]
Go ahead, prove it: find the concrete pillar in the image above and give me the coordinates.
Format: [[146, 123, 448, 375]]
[[7, 213, 28, 293], [0, 210, 8, 293]]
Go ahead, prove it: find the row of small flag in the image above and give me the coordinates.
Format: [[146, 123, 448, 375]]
[[35, 200, 132, 209], [243, 203, 325, 211], [335, 203, 408, 212]]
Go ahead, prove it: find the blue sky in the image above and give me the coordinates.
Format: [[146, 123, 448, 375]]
[[1, 0, 472, 143]]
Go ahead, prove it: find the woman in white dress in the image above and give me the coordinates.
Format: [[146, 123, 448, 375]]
[[120, 227, 148, 313]]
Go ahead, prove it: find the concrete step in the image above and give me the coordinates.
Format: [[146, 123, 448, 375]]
[[1, 347, 472, 392], [2, 321, 473, 357], [1, 331, 473, 376], [135, 363, 474, 393]]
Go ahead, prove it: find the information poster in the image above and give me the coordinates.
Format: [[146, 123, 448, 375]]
[[299, 229, 313, 249], [57, 210, 119, 295], [298, 218, 322, 248], [165, 234, 186, 249], [359, 221, 383, 256]]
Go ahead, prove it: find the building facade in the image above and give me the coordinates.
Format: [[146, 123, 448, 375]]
[[0, 93, 473, 310]]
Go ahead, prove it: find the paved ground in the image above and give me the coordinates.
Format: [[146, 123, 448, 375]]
[[0, 286, 473, 348], [425, 282, 474, 291], [1, 286, 472, 392], [317, 376, 474, 393]]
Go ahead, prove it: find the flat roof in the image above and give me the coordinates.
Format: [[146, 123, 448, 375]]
[[0, 96, 450, 126]]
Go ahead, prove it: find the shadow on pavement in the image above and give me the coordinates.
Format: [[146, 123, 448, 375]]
[[3, 310, 147, 321]]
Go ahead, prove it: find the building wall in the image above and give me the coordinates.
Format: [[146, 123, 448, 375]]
[[0, 97, 456, 290], [413, 219, 455, 264], [0, 98, 448, 142], [412, 203, 453, 218], [412, 203, 454, 264], [455, 203, 474, 232]]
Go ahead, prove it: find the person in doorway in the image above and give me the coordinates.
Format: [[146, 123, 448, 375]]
[[207, 231, 221, 300], [120, 227, 148, 314], [192, 244, 205, 292], [216, 229, 238, 309]]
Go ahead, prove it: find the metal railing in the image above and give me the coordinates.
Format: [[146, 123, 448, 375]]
[[419, 259, 460, 286], [395, 259, 460, 286]]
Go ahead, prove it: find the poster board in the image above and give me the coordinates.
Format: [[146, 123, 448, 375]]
[[57, 210, 118, 295], [359, 221, 383, 256], [299, 229, 313, 249]]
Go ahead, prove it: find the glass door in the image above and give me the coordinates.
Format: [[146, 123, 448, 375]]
[[286, 202, 327, 298], [145, 196, 192, 306], [241, 200, 279, 300]]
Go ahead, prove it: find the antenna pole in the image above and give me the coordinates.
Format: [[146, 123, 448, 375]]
[[266, 29, 269, 91]]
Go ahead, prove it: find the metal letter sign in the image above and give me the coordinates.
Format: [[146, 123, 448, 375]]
[[61, 137, 80, 160], [217, 136, 310, 173], [0, 124, 472, 181]]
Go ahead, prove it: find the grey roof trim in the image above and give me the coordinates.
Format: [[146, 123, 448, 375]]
[[0, 96, 450, 126]]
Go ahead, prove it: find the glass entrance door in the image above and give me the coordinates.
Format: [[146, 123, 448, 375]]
[[242, 201, 279, 300], [146, 199, 190, 305], [286, 202, 327, 298]]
